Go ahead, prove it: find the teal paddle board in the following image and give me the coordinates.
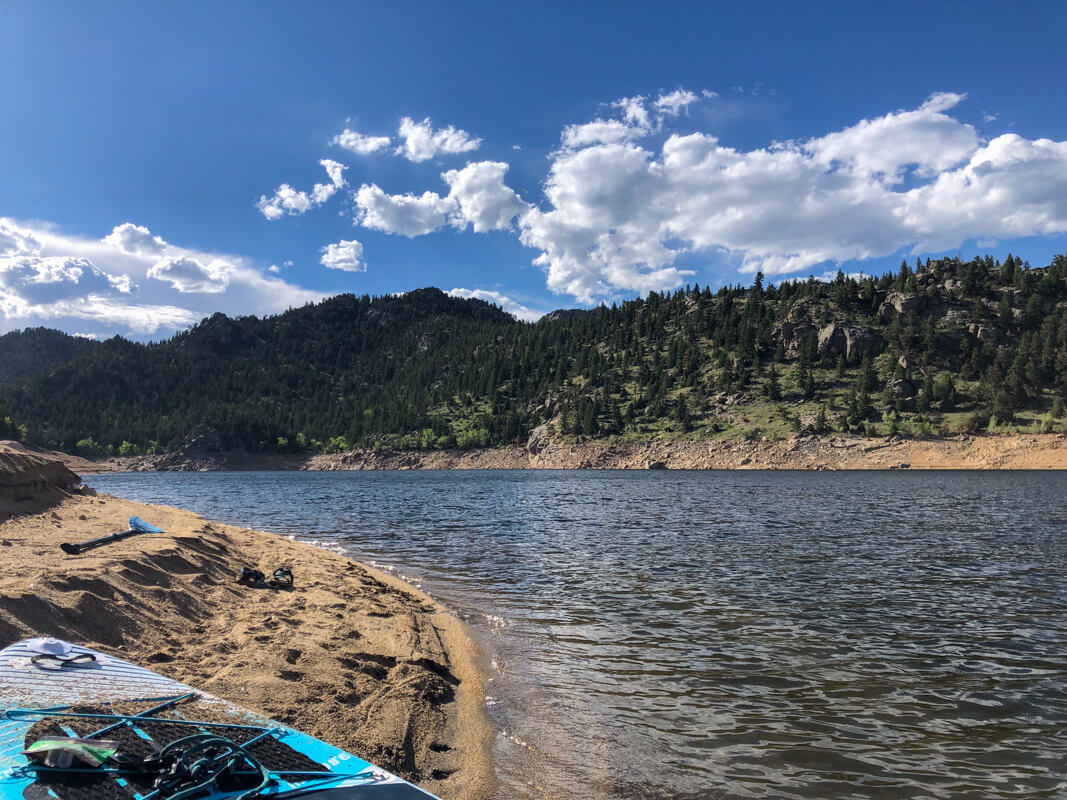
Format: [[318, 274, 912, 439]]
[[0, 639, 439, 800]]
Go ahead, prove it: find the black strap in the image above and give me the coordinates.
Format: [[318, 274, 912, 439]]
[[30, 653, 97, 670]]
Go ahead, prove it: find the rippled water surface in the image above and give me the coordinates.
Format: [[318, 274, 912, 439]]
[[90, 470, 1067, 799]]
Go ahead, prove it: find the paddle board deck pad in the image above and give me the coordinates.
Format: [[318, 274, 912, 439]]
[[0, 640, 438, 800]]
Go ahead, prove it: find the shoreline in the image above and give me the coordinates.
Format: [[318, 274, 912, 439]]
[[0, 491, 496, 800], [70, 432, 1067, 473]]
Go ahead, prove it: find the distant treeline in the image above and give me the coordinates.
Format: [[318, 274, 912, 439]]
[[2, 253, 1067, 457]]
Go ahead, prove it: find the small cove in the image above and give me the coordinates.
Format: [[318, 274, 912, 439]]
[[90, 469, 1067, 799]]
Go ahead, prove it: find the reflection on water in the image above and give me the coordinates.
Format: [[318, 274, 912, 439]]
[[91, 470, 1067, 799]]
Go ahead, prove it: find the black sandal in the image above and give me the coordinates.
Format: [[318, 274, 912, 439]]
[[269, 567, 294, 589], [31, 652, 97, 670], [237, 567, 266, 586]]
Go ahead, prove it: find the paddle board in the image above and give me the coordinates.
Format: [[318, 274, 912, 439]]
[[0, 639, 438, 800]]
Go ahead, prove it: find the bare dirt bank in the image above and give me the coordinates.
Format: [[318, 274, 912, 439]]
[[310, 433, 1067, 470], [0, 441, 86, 518], [83, 432, 1067, 473], [0, 493, 495, 800]]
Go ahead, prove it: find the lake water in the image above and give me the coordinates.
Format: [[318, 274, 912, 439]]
[[89, 470, 1067, 799]]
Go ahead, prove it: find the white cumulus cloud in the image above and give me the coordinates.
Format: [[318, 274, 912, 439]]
[[257, 184, 312, 220], [312, 159, 348, 204], [352, 161, 528, 238], [395, 117, 482, 163], [613, 95, 650, 129], [306, 91, 1067, 308], [257, 159, 348, 219], [332, 128, 392, 154], [0, 256, 134, 304], [513, 91, 1067, 300], [442, 161, 528, 233], [353, 184, 453, 237], [0, 217, 323, 338], [561, 119, 646, 149], [560, 89, 710, 151], [147, 256, 232, 293], [899, 133, 1067, 251], [103, 223, 167, 256], [319, 240, 365, 272], [655, 89, 699, 116], [808, 92, 977, 181], [0, 221, 43, 257], [39, 297, 200, 336]]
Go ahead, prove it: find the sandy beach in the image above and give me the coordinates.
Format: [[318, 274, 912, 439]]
[[0, 468, 495, 800]]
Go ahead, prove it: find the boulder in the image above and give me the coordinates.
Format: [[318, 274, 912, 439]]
[[817, 324, 885, 362]]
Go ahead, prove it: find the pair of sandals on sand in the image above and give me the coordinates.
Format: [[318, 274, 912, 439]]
[[237, 565, 294, 589]]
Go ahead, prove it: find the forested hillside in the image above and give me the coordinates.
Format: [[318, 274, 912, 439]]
[[0, 327, 98, 383], [3, 253, 1067, 458]]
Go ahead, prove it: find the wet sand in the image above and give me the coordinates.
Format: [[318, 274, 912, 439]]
[[0, 492, 495, 800]]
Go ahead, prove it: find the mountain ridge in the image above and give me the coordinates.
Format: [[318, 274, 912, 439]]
[[3, 253, 1067, 458]]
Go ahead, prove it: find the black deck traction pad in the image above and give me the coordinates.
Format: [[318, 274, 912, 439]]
[[21, 707, 325, 800], [22, 720, 130, 800]]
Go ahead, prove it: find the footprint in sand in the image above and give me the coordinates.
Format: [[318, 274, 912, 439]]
[[337, 653, 396, 680], [284, 648, 302, 664], [278, 669, 303, 682]]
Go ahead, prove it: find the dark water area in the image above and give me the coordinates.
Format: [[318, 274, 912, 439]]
[[90, 470, 1067, 799]]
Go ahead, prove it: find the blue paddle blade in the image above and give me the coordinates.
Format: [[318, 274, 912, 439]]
[[129, 516, 163, 533]]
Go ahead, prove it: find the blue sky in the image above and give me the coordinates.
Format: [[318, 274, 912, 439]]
[[2, 1, 1067, 338]]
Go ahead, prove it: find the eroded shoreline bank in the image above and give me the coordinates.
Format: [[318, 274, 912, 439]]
[[77, 432, 1067, 472], [0, 491, 496, 800]]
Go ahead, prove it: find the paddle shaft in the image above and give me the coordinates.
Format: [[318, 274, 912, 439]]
[[60, 528, 140, 555]]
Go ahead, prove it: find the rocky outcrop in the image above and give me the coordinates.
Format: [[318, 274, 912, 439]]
[[126, 453, 226, 471], [539, 308, 595, 324], [0, 441, 83, 519], [878, 291, 947, 320], [774, 298, 827, 356], [817, 323, 885, 362], [774, 320, 818, 357], [115, 425, 227, 471], [525, 422, 555, 456], [966, 323, 1000, 343]]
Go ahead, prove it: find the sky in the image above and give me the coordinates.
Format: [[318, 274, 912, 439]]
[[2, 1, 1067, 339]]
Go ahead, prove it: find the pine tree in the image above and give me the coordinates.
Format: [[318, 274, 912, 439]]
[[763, 365, 782, 401]]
